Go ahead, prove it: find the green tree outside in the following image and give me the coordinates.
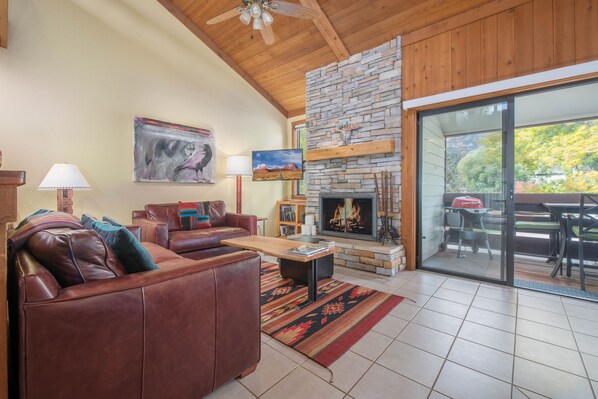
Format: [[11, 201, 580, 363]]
[[446, 120, 598, 193]]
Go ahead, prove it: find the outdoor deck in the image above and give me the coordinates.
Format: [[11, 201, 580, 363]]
[[423, 248, 598, 298]]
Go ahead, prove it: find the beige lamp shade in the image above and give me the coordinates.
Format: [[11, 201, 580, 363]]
[[226, 156, 252, 177], [38, 163, 91, 190]]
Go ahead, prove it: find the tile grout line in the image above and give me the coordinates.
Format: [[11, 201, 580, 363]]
[[510, 286, 520, 399], [561, 295, 597, 399], [427, 281, 481, 397], [338, 269, 430, 398]]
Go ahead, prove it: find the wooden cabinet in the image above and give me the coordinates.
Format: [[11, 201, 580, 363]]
[[0, 171, 26, 399], [276, 199, 306, 237]]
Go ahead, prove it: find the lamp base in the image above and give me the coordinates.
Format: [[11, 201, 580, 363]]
[[236, 175, 242, 214], [57, 189, 73, 214]]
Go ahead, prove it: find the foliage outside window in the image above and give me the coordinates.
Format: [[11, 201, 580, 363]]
[[293, 121, 307, 197], [445, 120, 598, 193]]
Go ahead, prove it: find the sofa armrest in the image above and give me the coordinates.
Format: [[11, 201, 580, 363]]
[[126, 225, 142, 241], [226, 213, 257, 235], [132, 217, 168, 247]]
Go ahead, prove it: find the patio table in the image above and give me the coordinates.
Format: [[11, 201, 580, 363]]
[[544, 202, 593, 277]]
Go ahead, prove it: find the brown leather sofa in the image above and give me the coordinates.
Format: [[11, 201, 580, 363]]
[[132, 201, 257, 260], [10, 228, 261, 399]]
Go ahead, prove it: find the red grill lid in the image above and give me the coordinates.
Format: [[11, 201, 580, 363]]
[[451, 196, 484, 208]]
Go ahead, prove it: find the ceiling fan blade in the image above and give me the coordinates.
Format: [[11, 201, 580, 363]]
[[206, 7, 242, 25], [261, 23, 275, 45], [271, 1, 319, 19]]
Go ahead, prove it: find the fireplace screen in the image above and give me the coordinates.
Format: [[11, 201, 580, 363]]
[[320, 195, 375, 240]]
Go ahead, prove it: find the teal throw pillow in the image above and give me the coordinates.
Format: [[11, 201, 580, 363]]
[[81, 214, 97, 230], [91, 221, 158, 273], [102, 216, 124, 227]]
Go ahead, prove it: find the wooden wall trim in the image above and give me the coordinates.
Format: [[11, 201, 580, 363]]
[[400, 110, 417, 271], [299, 0, 350, 61], [0, 0, 7, 49], [157, 0, 289, 117], [403, 0, 532, 46], [404, 61, 598, 110]]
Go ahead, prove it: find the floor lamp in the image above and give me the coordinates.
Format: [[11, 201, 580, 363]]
[[226, 156, 252, 214], [38, 163, 91, 214]]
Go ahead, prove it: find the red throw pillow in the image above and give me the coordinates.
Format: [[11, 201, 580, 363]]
[[178, 201, 211, 230]]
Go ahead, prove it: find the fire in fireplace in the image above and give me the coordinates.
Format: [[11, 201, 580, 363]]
[[319, 194, 376, 241]]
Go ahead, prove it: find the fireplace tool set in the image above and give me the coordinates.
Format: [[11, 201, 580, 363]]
[[374, 171, 400, 245]]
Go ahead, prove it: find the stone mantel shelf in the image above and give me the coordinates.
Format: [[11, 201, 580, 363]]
[[305, 139, 395, 161]]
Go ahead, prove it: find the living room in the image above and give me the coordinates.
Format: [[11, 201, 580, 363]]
[[1, 0, 598, 398]]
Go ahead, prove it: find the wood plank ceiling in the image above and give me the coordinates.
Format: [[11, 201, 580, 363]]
[[159, 0, 497, 117]]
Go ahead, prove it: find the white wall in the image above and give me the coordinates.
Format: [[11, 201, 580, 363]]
[[421, 115, 446, 261], [0, 0, 288, 235]]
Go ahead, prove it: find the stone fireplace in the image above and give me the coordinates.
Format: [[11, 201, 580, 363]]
[[304, 37, 406, 275]]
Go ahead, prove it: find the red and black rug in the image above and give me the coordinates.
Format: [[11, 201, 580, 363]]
[[260, 262, 403, 367]]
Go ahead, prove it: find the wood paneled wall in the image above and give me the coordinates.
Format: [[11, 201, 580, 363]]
[[401, 0, 598, 270]]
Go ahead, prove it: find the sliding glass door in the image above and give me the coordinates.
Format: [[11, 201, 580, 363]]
[[418, 100, 513, 283]]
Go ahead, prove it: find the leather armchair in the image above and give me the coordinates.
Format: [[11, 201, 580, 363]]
[[11, 242, 261, 399]]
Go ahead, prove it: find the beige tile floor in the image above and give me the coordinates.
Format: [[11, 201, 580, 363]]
[[205, 264, 598, 399]]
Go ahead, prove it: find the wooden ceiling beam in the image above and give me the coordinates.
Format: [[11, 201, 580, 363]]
[[157, 0, 289, 117], [1, 0, 7, 48], [288, 108, 306, 118], [299, 0, 350, 61]]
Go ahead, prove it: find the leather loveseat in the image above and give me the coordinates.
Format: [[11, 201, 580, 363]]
[[132, 201, 257, 260], [9, 227, 261, 399]]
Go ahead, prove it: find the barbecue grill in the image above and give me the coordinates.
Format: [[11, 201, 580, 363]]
[[440, 196, 493, 259]]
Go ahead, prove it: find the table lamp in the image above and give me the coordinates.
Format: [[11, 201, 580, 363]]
[[38, 163, 91, 214], [226, 156, 252, 214]]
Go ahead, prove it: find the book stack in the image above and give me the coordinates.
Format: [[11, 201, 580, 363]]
[[285, 244, 328, 256]]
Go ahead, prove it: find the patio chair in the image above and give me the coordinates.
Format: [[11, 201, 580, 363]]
[[515, 214, 562, 273], [571, 194, 598, 291]]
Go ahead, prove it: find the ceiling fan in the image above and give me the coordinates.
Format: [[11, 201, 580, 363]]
[[206, 0, 319, 45]]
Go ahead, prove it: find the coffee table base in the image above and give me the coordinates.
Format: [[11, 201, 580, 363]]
[[288, 255, 334, 309]]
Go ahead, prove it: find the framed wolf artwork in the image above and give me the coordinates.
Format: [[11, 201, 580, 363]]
[[133, 117, 215, 183]]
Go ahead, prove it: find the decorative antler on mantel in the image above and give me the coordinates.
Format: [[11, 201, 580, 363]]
[[331, 120, 362, 145]]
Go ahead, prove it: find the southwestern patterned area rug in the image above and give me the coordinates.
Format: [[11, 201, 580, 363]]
[[260, 262, 404, 368]]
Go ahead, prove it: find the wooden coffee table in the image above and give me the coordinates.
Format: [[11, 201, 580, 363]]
[[221, 236, 338, 309]]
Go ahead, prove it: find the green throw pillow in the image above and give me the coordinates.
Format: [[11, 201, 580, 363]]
[[91, 221, 158, 273]]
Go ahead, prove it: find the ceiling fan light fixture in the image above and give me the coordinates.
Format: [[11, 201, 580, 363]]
[[250, 3, 262, 17], [261, 10, 274, 25], [239, 9, 252, 25], [253, 16, 263, 30]]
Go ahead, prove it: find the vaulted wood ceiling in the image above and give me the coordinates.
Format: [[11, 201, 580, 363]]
[[158, 0, 496, 117]]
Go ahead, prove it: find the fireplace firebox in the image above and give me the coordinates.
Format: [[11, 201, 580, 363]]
[[319, 194, 376, 241]]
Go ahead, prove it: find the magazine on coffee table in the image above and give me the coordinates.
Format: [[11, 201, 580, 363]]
[[285, 244, 328, 257]]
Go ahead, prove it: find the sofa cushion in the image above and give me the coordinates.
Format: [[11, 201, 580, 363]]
[[168, 226, 249, 253], [178, 201, 211, 230], [27, 228, 126, 287], [142, 242, 183, 264], [92, 221, 158, 273], [209, 200, 227, 227], [145, 203, 182, 231]]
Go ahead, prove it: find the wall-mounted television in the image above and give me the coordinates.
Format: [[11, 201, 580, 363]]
[[252, 149, 303, 181]]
